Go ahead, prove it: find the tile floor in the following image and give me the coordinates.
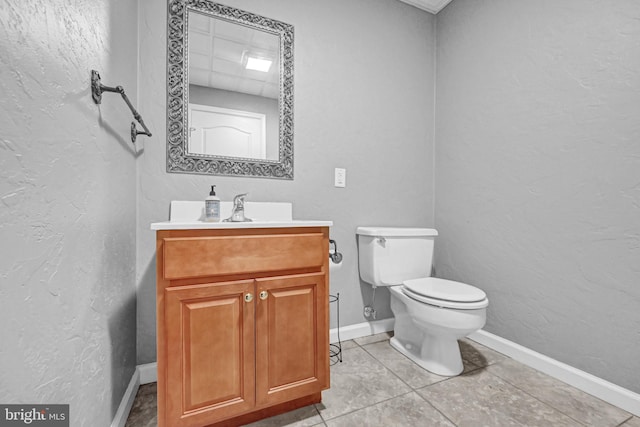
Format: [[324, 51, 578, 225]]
[[125, 333, 639, 427]]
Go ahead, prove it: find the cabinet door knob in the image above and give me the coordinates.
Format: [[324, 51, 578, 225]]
[[244, 293, 253, 303], [259, 290, 268, 300]]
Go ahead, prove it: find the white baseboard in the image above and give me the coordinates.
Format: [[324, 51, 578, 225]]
[[110, 367, 140, 427], [330, 318, 395, 343], [468, 329, 640, 417], [138, 362, 158, 384]]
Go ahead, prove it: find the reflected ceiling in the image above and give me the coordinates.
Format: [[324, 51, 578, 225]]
[[189, 11, 280, 99], [397, 0, 454, 14]]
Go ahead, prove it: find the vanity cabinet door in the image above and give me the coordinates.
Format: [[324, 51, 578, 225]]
[[164, 280, 256, 427], [255, 273, 329, 406]]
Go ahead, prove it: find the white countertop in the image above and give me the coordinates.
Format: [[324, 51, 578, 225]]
[[151, 200, 332, 230], [151, 220, 333, 230]]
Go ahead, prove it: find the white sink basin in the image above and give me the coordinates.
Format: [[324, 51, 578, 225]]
[[150, 201, 332, 230]]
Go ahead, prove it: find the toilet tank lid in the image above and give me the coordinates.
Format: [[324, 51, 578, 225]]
[[356, 227, 438, 237]]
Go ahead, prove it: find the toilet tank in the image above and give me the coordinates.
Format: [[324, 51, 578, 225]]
[[357, 227, 438, 287]]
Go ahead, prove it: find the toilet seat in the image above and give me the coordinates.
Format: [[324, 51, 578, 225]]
[[402, 277, 488, 310]]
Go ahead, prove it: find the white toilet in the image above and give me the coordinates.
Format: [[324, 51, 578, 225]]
[[356, 227, 488, 376]]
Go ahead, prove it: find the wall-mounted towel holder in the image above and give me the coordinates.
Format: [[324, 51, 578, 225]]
[[91, 70, 152, 143]]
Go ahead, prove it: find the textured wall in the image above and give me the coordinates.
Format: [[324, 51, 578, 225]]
[[137, 0, 436, 363], [435, 0, 640, 392], [0, 0, 138, 424]]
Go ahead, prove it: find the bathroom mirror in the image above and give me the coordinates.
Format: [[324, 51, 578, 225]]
[[167, 0, 294, 179]]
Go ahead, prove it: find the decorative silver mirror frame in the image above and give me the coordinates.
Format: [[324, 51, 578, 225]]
[[167, 0, 294, 179]]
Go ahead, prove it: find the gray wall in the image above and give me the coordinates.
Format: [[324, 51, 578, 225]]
[[136, 0, 436, 364], [0, 0, 138, 424], [435, 0, 640, 393]]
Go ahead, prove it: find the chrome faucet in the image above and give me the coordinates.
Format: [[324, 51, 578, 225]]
[[223, 193, 253, 222]]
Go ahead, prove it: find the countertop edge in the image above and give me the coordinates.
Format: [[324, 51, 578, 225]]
[[150, 220, 333, 230]]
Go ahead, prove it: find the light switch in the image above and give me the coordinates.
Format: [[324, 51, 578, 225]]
[[334, 168, 346, 188]]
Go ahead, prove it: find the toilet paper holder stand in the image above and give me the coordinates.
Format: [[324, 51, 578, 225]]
[[329, 293, 342, 365], [328, 239, 343, 364]]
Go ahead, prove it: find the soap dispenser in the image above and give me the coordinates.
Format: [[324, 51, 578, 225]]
[[204, 185, 221, 222]]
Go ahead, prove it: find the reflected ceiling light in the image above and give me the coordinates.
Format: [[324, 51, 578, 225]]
[[245, 57, 272, 72]]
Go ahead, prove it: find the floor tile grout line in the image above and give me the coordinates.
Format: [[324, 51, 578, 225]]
[[328, 348, 633, 427], [355, 338, 547, 427], [358, 341, 424, 391], [317, 344, 414, 423], [411, 386, 460, 427], [459, 340, 598, 424], [311, 402, 328, 426], [356, 339, 489, 426], [319, 342, 419, 424], [481, 363, 615, 427], [614, 415, 634, 427], [459, 341, 633, 425], [318, 390, 425, 424], [411, 364, 510, 427], [359, 338, 490, 392], [329, 342, 631, 427], [413, 364, 585, 427]]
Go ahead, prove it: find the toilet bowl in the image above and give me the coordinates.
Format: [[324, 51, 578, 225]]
[[356, 227, 488, 376], [389, 278, 487, 376]]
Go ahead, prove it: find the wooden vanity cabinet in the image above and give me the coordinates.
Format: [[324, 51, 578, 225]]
[[156, 227, 330, 427]]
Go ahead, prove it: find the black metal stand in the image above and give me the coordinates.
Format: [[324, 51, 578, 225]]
[[329, 293, 342, 365]]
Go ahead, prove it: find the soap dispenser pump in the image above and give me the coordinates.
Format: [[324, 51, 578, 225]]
[[204, 185, 221, 222]]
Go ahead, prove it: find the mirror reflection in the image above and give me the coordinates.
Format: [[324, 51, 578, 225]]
[[167, 0, 294, 179], [188, 11, 280, 160]]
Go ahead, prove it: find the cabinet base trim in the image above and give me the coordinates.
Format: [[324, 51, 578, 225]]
[[209, 393, 322, 427], [117, 366, 322, 425]]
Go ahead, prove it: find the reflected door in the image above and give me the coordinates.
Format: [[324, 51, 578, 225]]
[[188, 103, 266, 158]]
